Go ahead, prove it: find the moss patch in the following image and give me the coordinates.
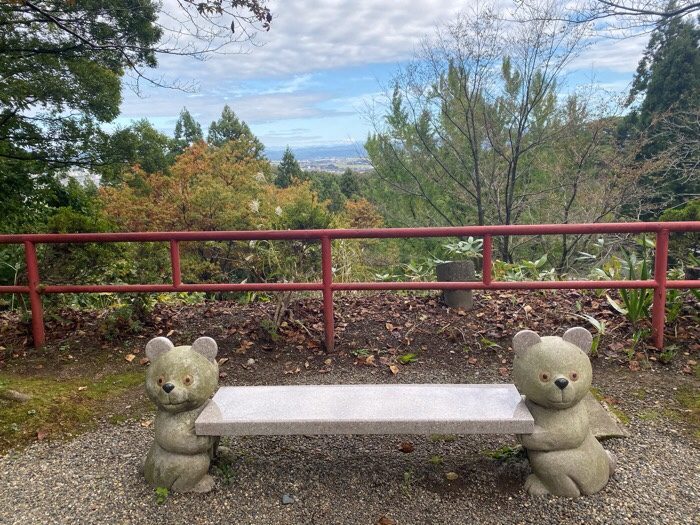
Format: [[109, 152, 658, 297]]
[[0, 371, 144, 453], [675, 386, 700, 439], [590, 387, 630, 425]]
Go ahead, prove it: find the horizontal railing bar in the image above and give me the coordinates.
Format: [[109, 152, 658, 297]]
[[332, 280, 660, 291], [37, 283, 323, 294], [0, 286, 31, 293], [1, 222, 699, 245], [666, 280, 700, 289]]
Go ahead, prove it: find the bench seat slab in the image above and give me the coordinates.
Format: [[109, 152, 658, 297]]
[[195, 384, 534, 436]]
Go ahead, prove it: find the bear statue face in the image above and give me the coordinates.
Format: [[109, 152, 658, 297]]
[[512, 327, 593, 410], [144, 337, 219, 414]]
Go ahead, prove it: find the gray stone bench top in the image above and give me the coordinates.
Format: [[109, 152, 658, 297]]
[[195, 384, 534, 436]]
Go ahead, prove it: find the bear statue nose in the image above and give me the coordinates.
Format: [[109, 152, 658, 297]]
[[554, 378, 569, 390], [162, 382, 175, 393]]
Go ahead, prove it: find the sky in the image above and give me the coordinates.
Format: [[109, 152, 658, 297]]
[[116, 1, 650, 153]]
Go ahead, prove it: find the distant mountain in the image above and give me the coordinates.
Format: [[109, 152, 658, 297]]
[[266, 143, 367, 161]]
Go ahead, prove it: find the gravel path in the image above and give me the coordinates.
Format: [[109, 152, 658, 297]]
[[1, 402, 698, 524]]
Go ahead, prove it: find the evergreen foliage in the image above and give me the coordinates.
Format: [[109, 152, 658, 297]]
[[621, 10, 700, 216], [275, 147, 303, 188], [208, 105, 265, 158], [173, 108, 204, 153], [340, 169, 360, 198]]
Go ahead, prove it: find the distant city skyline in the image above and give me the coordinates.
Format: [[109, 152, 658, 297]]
[[117, 1, 649, 152]]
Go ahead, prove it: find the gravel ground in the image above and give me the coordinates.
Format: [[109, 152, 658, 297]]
[[1, 361, 698, 525], [0, 418, 698, 525]]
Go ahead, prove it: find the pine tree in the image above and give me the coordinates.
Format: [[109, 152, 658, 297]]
[[340, 168, 360, 197], [275, 147, 302, 188], [621, 10, 700, 216], [173, 107, 203, 153], [207, 105, 265, 157]]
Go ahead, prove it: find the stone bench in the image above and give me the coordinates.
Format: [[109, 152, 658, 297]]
[[195, 383, 534, 436]]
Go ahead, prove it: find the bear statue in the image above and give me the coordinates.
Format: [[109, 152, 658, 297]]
[[142, 336, 219, 493], [512, 327, 616, 497]]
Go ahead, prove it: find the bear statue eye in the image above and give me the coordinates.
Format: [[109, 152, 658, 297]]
[[183, 375, 193, 386], [157, 376, 164, 386], [570, 371, 579, 382], [539, 372, 550, 382]]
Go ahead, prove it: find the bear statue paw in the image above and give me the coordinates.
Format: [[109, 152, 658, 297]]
[[190, 474, 216, 493], [524, 474, 551, 497]]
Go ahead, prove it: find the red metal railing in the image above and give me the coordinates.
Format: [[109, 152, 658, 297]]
[[1, 222, 699, 350]]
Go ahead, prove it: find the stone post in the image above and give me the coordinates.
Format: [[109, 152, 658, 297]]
[[436, 260, 475, 309]]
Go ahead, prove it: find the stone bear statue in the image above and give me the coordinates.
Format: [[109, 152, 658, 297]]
[[512, 327, 616, 497], [142, 336, 219, 493]]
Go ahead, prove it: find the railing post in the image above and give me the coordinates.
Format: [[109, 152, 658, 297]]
[[23, 241, 45, 348], [170, 240, 182, 287], [321, 236, 335, 352], [482, 234, 492, 285], [652, 229, 669, 349]]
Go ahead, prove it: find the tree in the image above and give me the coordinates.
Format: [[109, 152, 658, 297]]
[[275, 147, 302, 188], [0, 1, 160, 171], [207, 105, 264, 157], [620, 12, 700, 215], [523, 0, 700, 34], [305, 171, 346, 212], [366, 2, 588, 260], [99, 120, 176, 185], [173, 108, 204, 153], [340, 168, 360, 198], [0, 1, 273, 228]]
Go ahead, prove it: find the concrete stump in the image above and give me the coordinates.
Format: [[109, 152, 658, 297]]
[[436, 260, 475, 310]]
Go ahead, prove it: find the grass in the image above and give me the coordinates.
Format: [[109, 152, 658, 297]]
[[0, 370, 145, 453], [482, 444, 526, 462], [429, 434, 457, 443]]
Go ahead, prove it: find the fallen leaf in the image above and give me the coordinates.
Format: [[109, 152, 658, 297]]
[[628, 360, 640, 372], [140, 419, 153, 428], [398, 442, 414, 453], [498, 367, 509, 377], [78, 386, 88, 391], [324, 358, 332, 366], [218, 357, 230, 365], [219, 372, 228, 379], [385, 322, 395, 331], [236, 340, 254, 354], [139, 357, 150, 366], [364, 355, 376, 366], [377, 516, 397, 525], [468, 357, 478, 365], [125, 354, 136, 363], [445, 472, 459, 481], [389, 364, 399, 375]]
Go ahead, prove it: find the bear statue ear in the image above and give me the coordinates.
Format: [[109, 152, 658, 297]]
[[192, 337, 218, 362], [512, 330, 541, 355], [146, 337, 174, 361], [562, 326, 593, 354]]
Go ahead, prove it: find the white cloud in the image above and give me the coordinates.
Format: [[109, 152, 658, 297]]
[[570, 34, 648, 73], [152, 1, 462, 81]]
